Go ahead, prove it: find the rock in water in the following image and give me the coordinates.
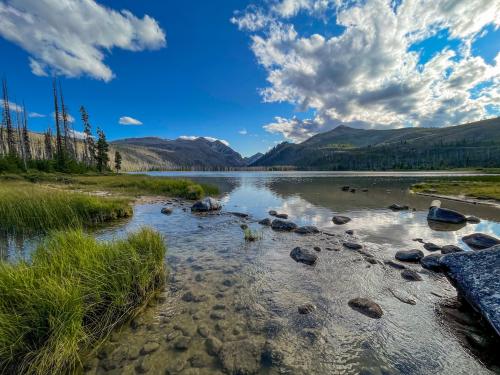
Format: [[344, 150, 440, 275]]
[[161, 207, 173, 215], [441, 245, 463, 254], [343, 242, 362, 250], [395, 249, 424, 262], [258, 218, 272, 226], [401, 269, 423, 281], [466, 216, 481, 224], [271, 219, 298, 232], [462, 233, 500, 250], [427, 200, 466, 224], [275, 213, 288, 219], [388, 204, 409, 211], [348, 297, 383, 319], [420, 254, 443, 272], [294, 226, 320, 235], [423, 242, 441, 252], [218, 340, 262, 375], [440, 246, 500, 336], [332, 215, 351, 225], [298, 303, 316, 314], [290, 247, 318, 265], [191, 197, 221, 212]]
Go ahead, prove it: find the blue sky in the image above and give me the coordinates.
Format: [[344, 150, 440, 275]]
[[0, 0, 499, 155]]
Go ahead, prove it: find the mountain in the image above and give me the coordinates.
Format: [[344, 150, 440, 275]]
[[111, 137, 246, 171], [252, 117, 500, 170], [244, 152, 264, 166]]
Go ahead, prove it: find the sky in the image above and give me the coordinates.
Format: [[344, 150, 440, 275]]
[[0, 0, 499, 156]]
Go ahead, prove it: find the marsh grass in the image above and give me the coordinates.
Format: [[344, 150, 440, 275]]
[[0, 228, 166, 374], [243, 228, 261, 242], [0, 182, 132, 234], [412, 175, 500, 201]]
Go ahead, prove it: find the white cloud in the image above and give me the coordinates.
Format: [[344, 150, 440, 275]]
[[234, 0, 500, 142], [179, 136, 230, 147], [239, 128, 248, 135], [28, 112, 46, 118], [52, 111, 75, 123], [119, 116, 143, 125], [0, 0, 166, 81]]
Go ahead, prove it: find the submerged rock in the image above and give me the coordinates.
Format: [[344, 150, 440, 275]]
[[466, 216, 481, 224], [462, 233, 500, 250], [427, 200, 466, 224], [295, 225, 320, 235], [343, 242, 362, 250], [218, 340, 262, 375], [348, 297, 383, 319], [258, 218, 272, 226], [395, 249, 424, 262], [420, 254, 443, 272], [161, 207, 173, 215], [423, 242, 441, 252], [441, 245, 463, 254], [230, 212, 249, 218], [271, 219, 298, 231], [388, 204, 409, 211], [384, 260, 407, 270], [275, 213, 288, 219], [332, 215, 351, 225], [440, 247, 500, 336], [298, 303, 316, 314], [290, 247, 318, 265], [191, 197, 221, 212], [401, 269, 422, 281]]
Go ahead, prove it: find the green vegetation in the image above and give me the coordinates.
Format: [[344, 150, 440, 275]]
[[243, 228, 261, 242], [0, 228, 166, 374], [412, 175, 500, 201], [0, 182, 132, 233]]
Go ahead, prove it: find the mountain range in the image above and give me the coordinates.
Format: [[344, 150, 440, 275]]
[[111, 117, 500, 171]]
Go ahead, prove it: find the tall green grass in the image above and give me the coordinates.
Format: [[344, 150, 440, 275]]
[[0, 183, 132, 233], [0, 228, 166, 374]]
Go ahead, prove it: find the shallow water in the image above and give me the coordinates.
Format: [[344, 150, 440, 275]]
[[5, 172, 500, 374]]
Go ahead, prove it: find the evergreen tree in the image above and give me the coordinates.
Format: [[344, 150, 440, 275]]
[[80, 106, 95, 166], [114, 151, 122, 173], [96, 128, 109, 173]]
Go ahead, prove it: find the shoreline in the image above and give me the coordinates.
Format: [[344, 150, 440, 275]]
[[413, 192, 500, 209]]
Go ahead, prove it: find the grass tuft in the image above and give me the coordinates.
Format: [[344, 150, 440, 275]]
[[0, 227, 166, 374], [243, 228, 261, 242]]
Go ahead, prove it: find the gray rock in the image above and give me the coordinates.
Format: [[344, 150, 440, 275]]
[[384, 260, 407, 269], [197, 326, 210, 338], [191, 197, 221, 212], [420, 254, 443, 272], [466, 216, 481, 224], [401, 269, 422, 281], [441, 245, 464, 254], [332, 215, 351, 225], [218, 340, 262, 375], [462, 233, 500, 250], [348, 297, 383, 319], [271, 219, 298, 231], [428, 206, 466, 224], [343, 242, 362, 250], [210, 311, 226, 320], [395, 249, 424, 262], [258, 218, 272, 226], [230, 212, 249, 218], [298, 303, 316, 314], [294, 225, 320, 235], [161, 207, 173, 215], [313, 246, 321, 252], [388, 204, 409, 211], [440, 247, 500, 336], [275, 213, 288, 219], [345, 229, 354, 235], [268, 210, 277, 216], [290, 247, 318, 265], [205, 336, 223, 356], [423, 242, 441, 252]]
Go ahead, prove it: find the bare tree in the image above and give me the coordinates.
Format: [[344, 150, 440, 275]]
[[2, 79, 16, 157]]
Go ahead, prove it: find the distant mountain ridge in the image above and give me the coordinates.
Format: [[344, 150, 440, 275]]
[[252, 117, 500, 170]]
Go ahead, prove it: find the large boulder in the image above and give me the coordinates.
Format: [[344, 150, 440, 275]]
[[332, 215, 351, 225], [395, 249, 424, 262], [191, 197, 221, 212], [348, 297, 383, 319], [427, 200, 466, 224], [462, 233, 500, 250], [271, 219, 298, 232], [440, 246, 500, 336], [290, 247, 318, 265]]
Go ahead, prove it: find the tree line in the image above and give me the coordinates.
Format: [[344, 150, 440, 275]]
[[0, 78, 122, 174]]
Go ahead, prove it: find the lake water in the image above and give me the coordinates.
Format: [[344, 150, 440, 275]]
[[5, 172, 500, 374]]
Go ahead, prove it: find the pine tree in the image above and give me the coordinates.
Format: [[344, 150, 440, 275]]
[[114, 151, 122, 173], [80, 106, 95, 166], [96, 128, 109, 173]]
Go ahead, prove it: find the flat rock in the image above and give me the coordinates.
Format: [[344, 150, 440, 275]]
[[428, 206, 466, 224], [271, 219, 298, 231], [395, 249, 424, 262], [294, 225, 320, 235], [343, 242, 362, 250], [401, 269, 423, 281], [440, 246, 500, 336], [423, 242, 441, 252], [332, 215, 351, 225], [420, 254, 443, 272], [462, 233, 500, 250], [191, 197, 221, 212], [441, 245, 464, 254], [258, 218, 272, 226], [290, 247, 318, 265], [348, 297, 383, 319]]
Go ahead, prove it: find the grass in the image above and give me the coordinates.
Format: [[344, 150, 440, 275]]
[[0, 227, 166, 374], [412, 175, 500, 201], [0, 182, 132, 234], [243, 228, 261, 242]]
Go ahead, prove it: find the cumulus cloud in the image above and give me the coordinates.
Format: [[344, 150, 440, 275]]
[[233, 0, 500, 142], [119, 116, 143, 125], [179, 136, 230, 146], [0, 0, 166, 81]]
